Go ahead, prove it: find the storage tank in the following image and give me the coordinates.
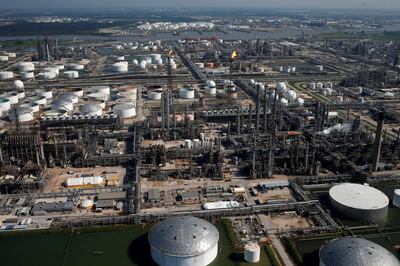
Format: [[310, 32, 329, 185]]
[[205, 86, 217, 95], [184, 139, 192, 149], [244, 243, 260, 263], [116, 56, 125, 61], [37, 72, 56, 80], [2, 92, 18, 105], [36, 89, 53, 99], [319, 237, 400, 266], [80, 199, 94, 209], [117, 91, 137, 101], [280, 98, 288, 106], [132, 59, 139, 66], [91, 86, 110, 95], [0, 55, 8, 62], [112, 62, 128, 72], [276, 82, 287, 93], [20, 102, 40, 113], [0, 97, 11, 112], [79, 103, 103, 116], [309, 82, 316, 90], [329, 183, 389, 223], [16, 62, 34, 72], [4, 52, 16, 58], [337, 96, 343, 103], [71, 88, 84, 97], [393, 189, 400, 208], [139, 60, 147, 70], [113, 104, 136, 118], [12, 80, 24, 90], [316, 82, 323, 89], [69, 63, 84, 70], [148, 90, 162, 101], [283, 90, 297, 101], [52, 98, 74, 112], [63, 71, 79, 79], [8, 107, 33, 122], [316, 65, 324, 71], [87, 92, 108, 102], [15, 90, 25, 99], [0, 71, 14, 80], [21, 72, 34, 80], [43, 67, 59, 76], [59, 93, 78, 104], [179, 88, 195, 99], [148, 216, 219, 266], [29, 95, 46, 106], [296, 98, 304, 106], [42, 109, 68, 118]]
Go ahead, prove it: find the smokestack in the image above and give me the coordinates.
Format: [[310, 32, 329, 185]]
[[255, 85, 261, 131], [371, 112, 384, 172]]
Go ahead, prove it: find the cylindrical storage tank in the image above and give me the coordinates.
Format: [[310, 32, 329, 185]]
[[20, 102, 40, 113], [9, 107, 33, 122], [0, 97, 11, 112], [71, 88, 84, 97], [37, 72, 56, 80], [205, 86, 217, 95], [393, 189, 400, 208], [316, 82, 323, 89], [206, 80, 216, 88], [53, 65, 65, 70], [16, 91, 25, 99], [179, 88, 195, 99], [184, 139, 192, 149], [4, 52, 16, 58], [0, 71, 14, 80], [113, 104, 136, 118], [280, 98, 288, 106], [16, 62, 34, 72], [150, 54, 162, 61], [139, 61, 147, 70], [329, 183, 389, 223], [290, 66, 296, 73], [36, 90, 53, 99], [2, 92, 18, 105], [42, 109, 68, 118], [337, 96, 343, 103], [196, 62, 205, 69], [52, 99, 74, 112], [319, 237, 400, 266], [316, 65, 324, 71], [117, 91, 137, 101], [148, 216, 219, 266], [87, 92, 108, 102], [112, 62, 128, 72], [148, 91, 162, 101], [20, 72, 34, 80], [116, 56, 125, 61], [43, 67, 59, 76], [357, 87, 363, 94], [59, 93, 78, 104], [91, 86, 110, 95], [357, 97, 365, 104], [132, 59, 139, 66], [296, 98, 304, 106], [309, 82, 316, 90], [80, 199, 94, 209], [29, 95, 47, 106], [69, 63, 84, 70], [63, 71, 79, 79], [192, 139, 200, 148], [0, 55, 8, 62], [79, 103, 103, 116], [154, 58, 163, 65], [244, 243, 260, 263]]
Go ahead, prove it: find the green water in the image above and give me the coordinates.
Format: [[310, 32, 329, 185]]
[[0, 223, 271, 266]]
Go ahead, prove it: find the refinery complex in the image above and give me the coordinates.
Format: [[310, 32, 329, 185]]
[[1, 8, 400, 266]]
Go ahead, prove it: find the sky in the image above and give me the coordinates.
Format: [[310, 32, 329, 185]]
[[1, 0, 400, 10]]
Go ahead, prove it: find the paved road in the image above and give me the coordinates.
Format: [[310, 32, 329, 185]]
[[258, 214, 294, 266]]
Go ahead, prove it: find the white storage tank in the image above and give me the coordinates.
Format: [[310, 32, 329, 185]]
[[148, 216, 219, 266], [20, 102, 40, 113], [0, 55, 9, 62], [205, 86, 217, 95], [112, 62, 128, 72], [4, 52, 16, 58], [280, 98, 288, 106], [276, 82, 287, 93], [329, 183, 389, 223], [64, 71, 79, 79], [16, 62, 34, 72], [69, 63, 84, 70], [21, 72, 34, 80], [87, 92, 109, 102], [0, 71, 14, 80], [71, 88, 84, 97], [9, 107, 33, 122], [29, 95, 47, 106], [309, 82, 316, 90], [316, 82, 324, 89], [42, 109, 68, 118], [113, 104, 136, 118], [148, 91, 162, 101], [296, 98, 304, 106], [316, 65, 324, 71], [393, 189, 400, 208], [184, 139, 192, 149], [36, 89, 53, 99], [0, 97, 11, 112], [80, 199, 94, 209], [91, 86, 110, 95], [2, 92, 18, 105], [52, 98, 74, 112], [244, 243, 260, 263], [179, 88, 195, 99], [79, 103, 103, 116], [37, 72, 56, 80]]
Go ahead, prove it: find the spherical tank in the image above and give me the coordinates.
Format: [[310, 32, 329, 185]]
[[13, 80, 24, 90]]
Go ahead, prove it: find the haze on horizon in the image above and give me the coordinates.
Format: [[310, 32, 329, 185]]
[[1, 0, 400, 11]]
